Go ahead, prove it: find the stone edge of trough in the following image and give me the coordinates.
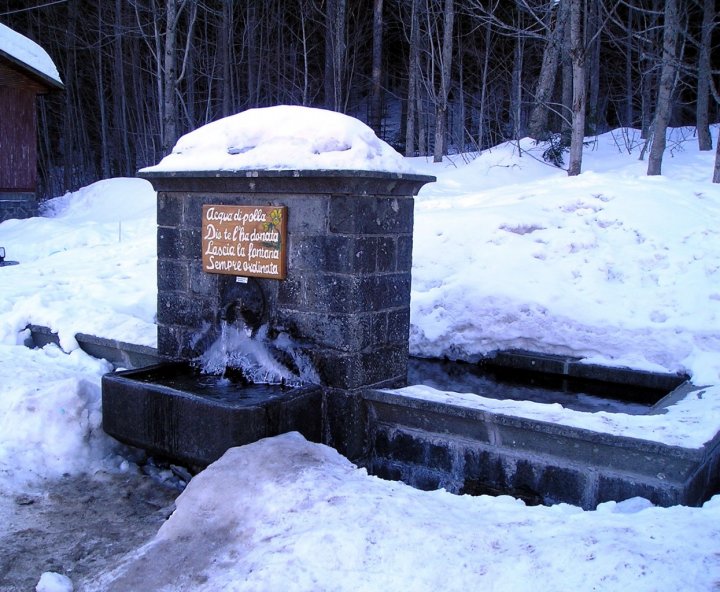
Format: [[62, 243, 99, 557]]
[[26, 324, 162, 370], [24, 324, 689, 396]]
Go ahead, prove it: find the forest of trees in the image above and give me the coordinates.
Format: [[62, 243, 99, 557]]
[[1, 0, 719, 199]]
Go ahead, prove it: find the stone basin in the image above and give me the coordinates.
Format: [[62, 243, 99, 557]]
[[102, 362, 322, 467], [364, 354, 719, 509]]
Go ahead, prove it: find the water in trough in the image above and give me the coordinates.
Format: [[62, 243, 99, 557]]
[[407, 356, 671, 415]]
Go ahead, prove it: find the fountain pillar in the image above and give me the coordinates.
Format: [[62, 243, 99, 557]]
[[139, 169, 434, 457]]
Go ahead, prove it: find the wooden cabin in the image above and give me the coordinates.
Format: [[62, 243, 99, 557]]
[[0, 24, 63, 222]]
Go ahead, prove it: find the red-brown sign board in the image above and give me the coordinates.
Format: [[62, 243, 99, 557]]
[[202, 204, 287, 279]]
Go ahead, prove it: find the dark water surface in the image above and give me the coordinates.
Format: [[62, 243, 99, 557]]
[[407, 357, 669, 415], [130, 358, 672, 416], [133, 363, 298, 405]]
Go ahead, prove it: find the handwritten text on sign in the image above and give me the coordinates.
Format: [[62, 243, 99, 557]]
[[202, 204, 287, 279]]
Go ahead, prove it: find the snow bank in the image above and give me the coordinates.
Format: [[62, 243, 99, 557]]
[[84, 433, 720, 592], [141, 105, 413, 173], [0, 22, 62, 85], [36, 571, 74, 592], [0, 178, 157, 349], [0, 344, 116, 491], [409, 129, 720, 384]]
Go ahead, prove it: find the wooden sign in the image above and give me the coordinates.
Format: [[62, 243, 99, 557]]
[[202, 204, 287, 279]]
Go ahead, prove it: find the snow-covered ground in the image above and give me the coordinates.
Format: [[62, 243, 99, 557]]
[[83, 432, 720, 592], [2, 113, 720, 590]]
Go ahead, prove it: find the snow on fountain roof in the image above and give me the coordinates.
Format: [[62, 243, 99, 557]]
[[141, 105, 415, 174], [0, 22, 63, 87]]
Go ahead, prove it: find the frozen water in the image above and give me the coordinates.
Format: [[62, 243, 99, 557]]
[[198, 322, 318, 386]]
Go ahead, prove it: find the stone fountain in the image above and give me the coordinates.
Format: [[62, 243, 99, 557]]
[[102, 107, 720, 509], [102, 155, 435, 463]]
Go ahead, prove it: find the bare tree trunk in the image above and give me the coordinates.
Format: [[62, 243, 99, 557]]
[[455, 37, 465, 152], [640, 1, 662, 140], [433, 0, 454, 162], [510, 29, 524, 141], [433, 105, 448, 163], [567, 0, 586, 176], [528, 0, 569, 141], [714, 139, 720, 183], [113, 0, 131, 176], [586, 0, 602, 134], [647, 0, 679, 176], [417, 79, 427, 155], [623, 8, 634, 128], [63, 2, 78, 190], [162, 0, 179, 154], [405, 0, 419, 156], [477, 19, 491, 150], [129, 32, 153, 166], [297, 0, 311, 106], [181, 5, 196, 128], [640, 68, 654, 140], [369, 0, 383, 134], [324, 0, 334, 109], [324, 0, 347, 111], [246, 2, 258, 108], [696, 0, 713, 151], [336, 0, 347, 111], [96, 6, 110, 179], [560, 16, 572, 145], [220, 1, 234, 117], [150, 10, 163, 150], [175, 1, 196, 129]]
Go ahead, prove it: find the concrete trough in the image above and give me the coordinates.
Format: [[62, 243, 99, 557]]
[[362, 377, 720, 509], [100, 346, 720, 509], [102, 362, 322, 467]]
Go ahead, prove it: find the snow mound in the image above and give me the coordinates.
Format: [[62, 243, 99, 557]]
[[141, 105, 413, 173], [0, 23, 62, 85], [40, 178, 155, 224], [0, 344, 118, 490], [0, 178, 157, 348], [84, 432, 720, 592], [409, 129, 720, 383]]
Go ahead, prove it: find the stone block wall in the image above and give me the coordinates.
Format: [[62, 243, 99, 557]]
[[0, 192, 36, 222]]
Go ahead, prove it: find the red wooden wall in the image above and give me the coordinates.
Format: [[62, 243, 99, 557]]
[[0, 85, 36, 193]]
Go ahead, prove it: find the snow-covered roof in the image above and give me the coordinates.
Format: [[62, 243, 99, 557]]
[[0, 22, 63, 89], [141, 105, 413, 174]]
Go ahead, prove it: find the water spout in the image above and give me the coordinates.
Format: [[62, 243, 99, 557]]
[[219, 291, 265, 336], [220, 300, 239, 324], [220, 299, 255, 330]]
